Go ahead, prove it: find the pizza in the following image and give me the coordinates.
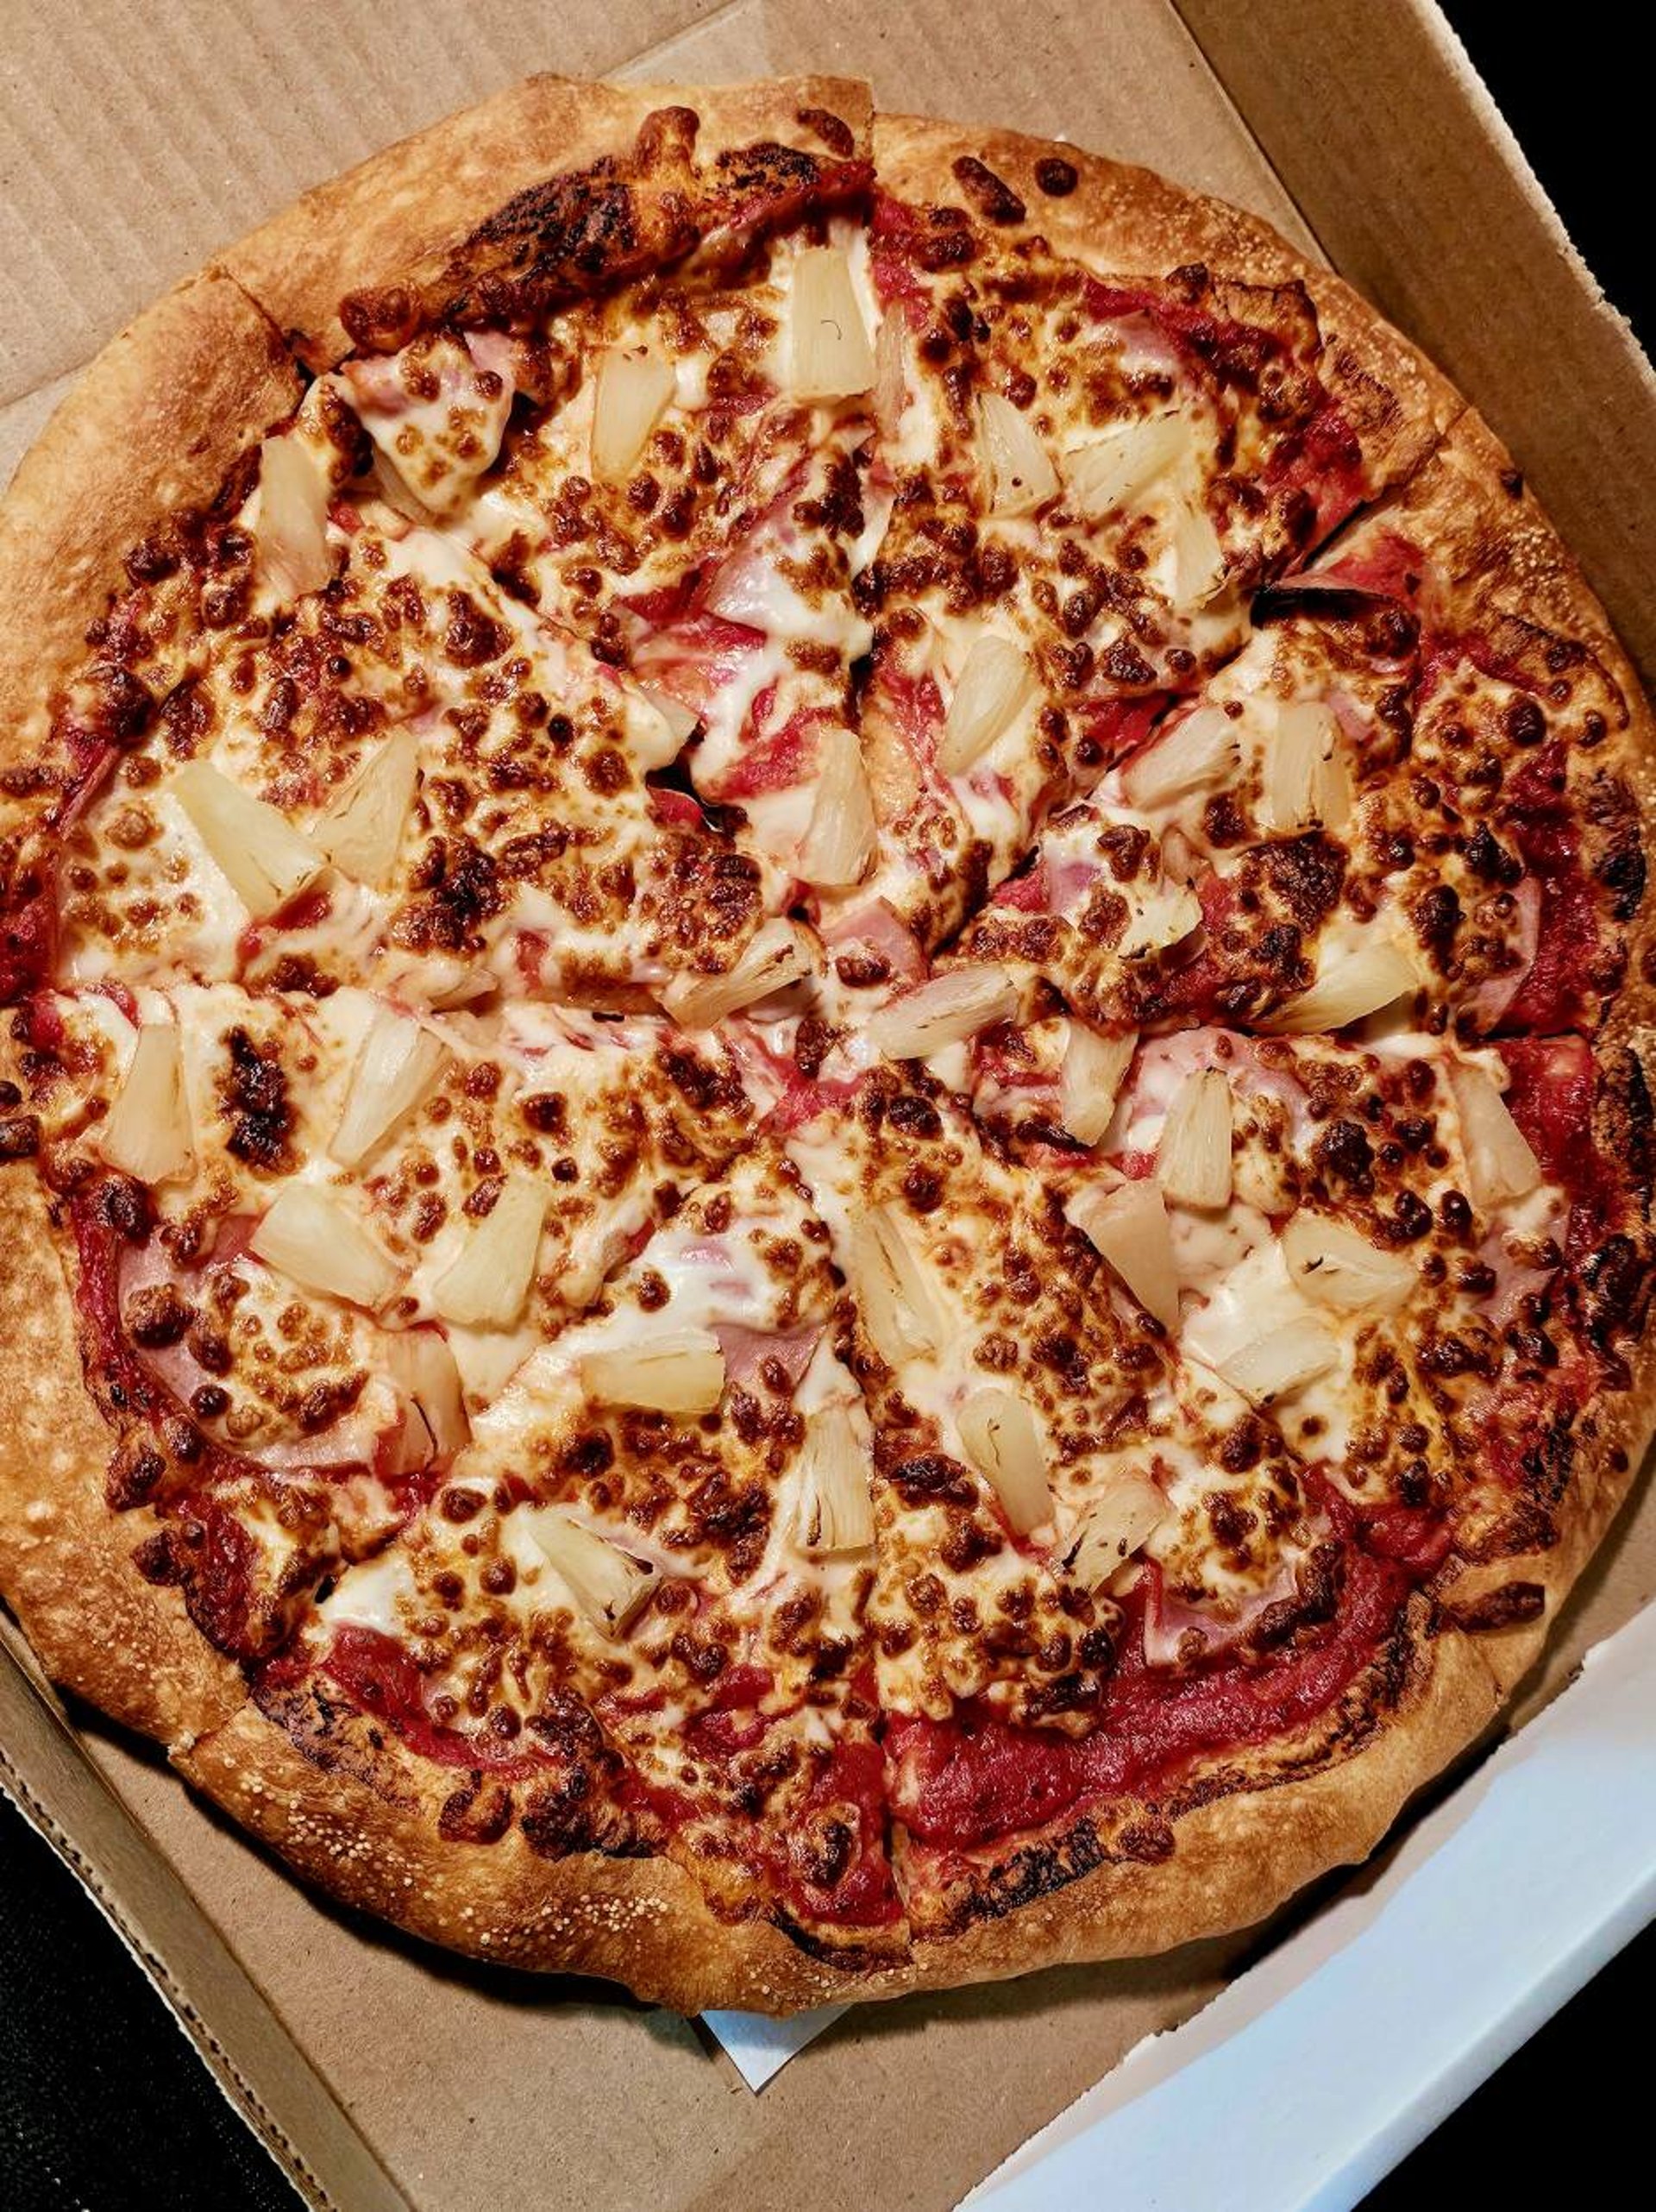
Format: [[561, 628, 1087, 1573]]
[[1, 74, 1651, 2016]]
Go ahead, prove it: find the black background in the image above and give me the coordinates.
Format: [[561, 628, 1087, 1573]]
[[2, 6, 1651, 2206]]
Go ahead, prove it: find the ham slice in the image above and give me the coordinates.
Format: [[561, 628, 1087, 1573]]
[[712, 1322, 822, 1396], [819, 898, 926, 982], [1137, 1554, 1306, 1668], [1459, 875, 1540, 1031], [111, 1221, 406, 1474]]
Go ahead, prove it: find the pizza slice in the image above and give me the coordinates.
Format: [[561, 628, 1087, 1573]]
[[245, 1136, 901, 1956], [9, 975, 774, 1654], [819, 117, 1452, 961], [957, 412, 1646, 1041], [18, 392, 807, 1016], [299, 104, 888, 909], [440, 223, 883, 865], [772, 1054, 1456, 1940], [1038, 1021, 1653, 1612], [785, 1067, 1160, 1729]]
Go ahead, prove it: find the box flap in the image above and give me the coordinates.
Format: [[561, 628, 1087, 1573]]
[[1180, 0, 1656, 688]]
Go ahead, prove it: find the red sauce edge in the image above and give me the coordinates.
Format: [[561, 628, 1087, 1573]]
[[888, 1505, 1417, 1854]]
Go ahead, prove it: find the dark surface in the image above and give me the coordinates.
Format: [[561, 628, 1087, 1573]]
[[1360, 1919, 1655, 2212], [1447, 0, 1652, 343], [0, 1787, 303, 2212], [1, 9, 1651, 2211]]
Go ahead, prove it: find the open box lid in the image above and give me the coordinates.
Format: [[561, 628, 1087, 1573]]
[[2, 4, 1654, 2209]]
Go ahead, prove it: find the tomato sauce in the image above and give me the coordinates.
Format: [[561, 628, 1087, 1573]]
[[867, 192, 939, 307], [0, 871, 59, 1002], [1498, 742, 1601, 1034], [1498, 1034, 1628, 1273], [1263, 397, 1368, 538], [681, 1662, 777, 1756], [888, 1525, 1414, 1853], [786, 1738, 903, 1928], [1076, 691, 1175, 767], [1318, 528, 1425, 606], [711, 704, 827, 801], [320, 1625, 551, 1777]]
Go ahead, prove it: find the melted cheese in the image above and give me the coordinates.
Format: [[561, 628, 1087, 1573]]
[[344, 336, 515, 513], [318, 1546, 418, 1637]]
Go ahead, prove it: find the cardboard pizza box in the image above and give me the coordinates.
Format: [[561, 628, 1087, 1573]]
[[1, 3, 1652, 2206]]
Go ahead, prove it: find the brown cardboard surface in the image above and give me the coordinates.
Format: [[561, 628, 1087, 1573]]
[[3, 3, 1654, 2208], [1180, 0, 1656, 689], [0, 0, 721, 409]]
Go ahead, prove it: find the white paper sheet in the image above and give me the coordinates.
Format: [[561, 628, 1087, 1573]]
[[700, 2003, 848, 2089]]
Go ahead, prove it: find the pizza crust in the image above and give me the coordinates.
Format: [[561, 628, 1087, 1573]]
[[899, 1605, 1502, 1995], [0, 1172, 248, 1746], [168, 1591, 1504, 2014], [1375, 406, 1653, 709], [176, 1687, 867, 2016], [0, 268, 301, 765], [222, 74, 875, 367], [0, 80, 1653, 2016]]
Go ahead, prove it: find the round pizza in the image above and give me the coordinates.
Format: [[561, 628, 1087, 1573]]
[[1, 74, 1651, 2016]]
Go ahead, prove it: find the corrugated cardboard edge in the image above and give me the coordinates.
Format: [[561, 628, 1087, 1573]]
[[0, 1619, 407, 2212]]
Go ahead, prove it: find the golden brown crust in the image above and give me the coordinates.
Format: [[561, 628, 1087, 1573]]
[[175, 1694, 863, 2016], [222, 74, 874, 367], [1387, 406, 1650, 687], [0, 270, 301, 767], [869, 113, 1460, 487], [0, 1172, 248, 1746], [875, 114, 1316, 285], [169, 1597, 1502, 2014]]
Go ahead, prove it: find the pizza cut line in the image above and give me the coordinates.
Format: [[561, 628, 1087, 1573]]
[[1, 75, 1652, 2015]]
